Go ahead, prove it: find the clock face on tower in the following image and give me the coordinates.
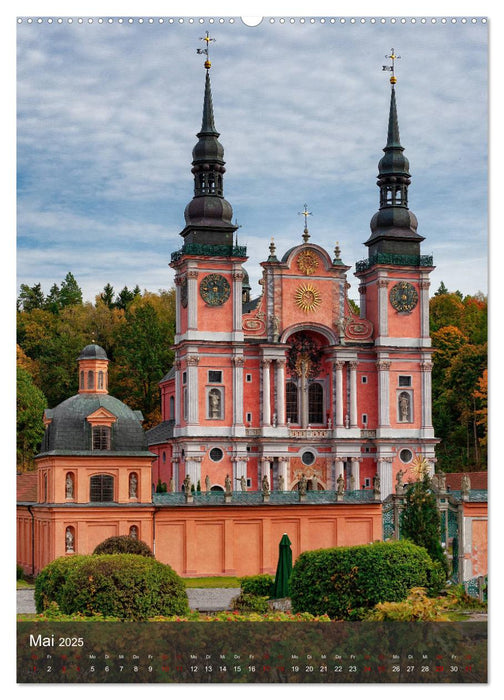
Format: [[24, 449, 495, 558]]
[[199, 273, 231, 306], [389, 281, 418, 313]]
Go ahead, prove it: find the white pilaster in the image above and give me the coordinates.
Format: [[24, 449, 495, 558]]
[[421, 360, 434, 430], [174, 275, 182, 338], [377, 278, 389, 338], [376, 359, 391, 428], [174, 361, 181, 425], [186, 355, 199, 425], [419, 280, 430, 339], [233, 355, 245, 427], [187, 268, 198, 330], [185, 456, 202, 489], [349, 360, 358, 428], [232, 270, 243, 334], [377, 457, 393, 498], [351, 457, 361, 490], [276, 359, 286, 426], [261, 359, 271, 426], [358, 284, 367, 319], [334, 360, 345, 428], [278, 457, 289, 490]]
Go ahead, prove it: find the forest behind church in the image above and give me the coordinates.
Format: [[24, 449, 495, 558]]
[[16, 275, 487, 475]]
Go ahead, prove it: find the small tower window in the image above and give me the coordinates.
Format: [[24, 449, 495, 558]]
[[92, 425, 111, 450], [308, 383, 324, 424], [87, 370, 94, 390], [80, 371, 84, 389], [97, 371, 104, 390], [169, 395, 175, 419]]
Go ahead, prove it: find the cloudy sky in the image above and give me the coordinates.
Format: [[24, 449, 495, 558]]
[[16, 9, 488, 303]]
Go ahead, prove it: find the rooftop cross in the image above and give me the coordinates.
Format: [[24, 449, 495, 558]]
[[298, 204, 312, 243], [197, 31, 216, 71], [382, 48, 401, 85]]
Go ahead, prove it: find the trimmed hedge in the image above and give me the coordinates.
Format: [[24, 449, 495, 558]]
[[35, 554, 189, 620], [35, 555, 91, 613], [93, 535, 154, 557], [240, 574, 274, 597], [290, 540, 446, 620]]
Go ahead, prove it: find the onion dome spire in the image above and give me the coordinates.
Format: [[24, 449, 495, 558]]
[[181, 32, 237, 250], [365, 50, 424, 258]]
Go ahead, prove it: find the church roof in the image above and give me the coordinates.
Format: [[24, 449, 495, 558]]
[[146, 419, 175, 446], [78, 343, 108, 360], [39, 393, 149, 455]]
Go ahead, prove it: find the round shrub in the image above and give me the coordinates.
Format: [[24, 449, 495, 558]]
[[231, 592, 270, 614], [239, 574, 274, 597], [35, 555, 92, 613], [59, 554, 189, 620], [290, 540, 446, 620], [93, 535, 154, 557]]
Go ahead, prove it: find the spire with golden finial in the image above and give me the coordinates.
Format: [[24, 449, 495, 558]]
[[382, 48, 401, 85], [197, 30, 215, 71], [298, 204, 312, 243]]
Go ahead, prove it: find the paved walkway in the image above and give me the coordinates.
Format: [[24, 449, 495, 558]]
[[17, 587, 241, 614]]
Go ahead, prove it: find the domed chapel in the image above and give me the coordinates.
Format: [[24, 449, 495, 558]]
[[20, 39, 474, 580]]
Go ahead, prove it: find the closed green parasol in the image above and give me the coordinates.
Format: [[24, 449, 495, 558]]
[[272, 533, 293, 598]]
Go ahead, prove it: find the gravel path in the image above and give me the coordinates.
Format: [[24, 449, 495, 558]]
[[17, 587, 241, 614]]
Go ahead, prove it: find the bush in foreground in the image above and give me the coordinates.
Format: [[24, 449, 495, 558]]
[[36, 554, 189, 620], [239, 574, 274, 597], [290, 540, 446, 620], [364, 587, 450, 621], [93, 535, 154, 557]]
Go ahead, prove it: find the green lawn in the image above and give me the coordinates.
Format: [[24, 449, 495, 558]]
[[182, 576, 241, 588]]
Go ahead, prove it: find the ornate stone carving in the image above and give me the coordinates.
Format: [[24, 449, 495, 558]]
[[186, 355, 200, 366], [419, 280, 431, 289], [294, 283, 322, 313], [65, 473, 74, 499], [377, 279, 389, 289], [420, 360, 434, 372], [232, 355, 245, 366], [186, 269, 199, 279], [65, 527, 74, 553], [129, 472, 138, 499], [296, 249, 319, 276], [376, 360, 391, 371]]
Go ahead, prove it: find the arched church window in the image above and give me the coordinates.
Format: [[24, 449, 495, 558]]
[[90, 474, 115, 502], [92, 425, 111, 450], [87, 370, 94, 390], [169, 395, 175, 419], [308, 383, 324, 424], [80, 370, 84, 389], [97, 371, 104, 390], [286, 382, 298, 423]]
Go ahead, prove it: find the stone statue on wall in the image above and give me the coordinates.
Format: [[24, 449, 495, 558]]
[[129, 526, 138, 540], [65, 527, 74, 553], [399, 392, 410, 422], [373, 473, 381, 495], [337, 474, 345, 495], [299, 473, 307, 496], [261, 474, 270, 495], [461, 474, 471, 496], [225, 474, 232, 495], [205, 475, 211, 492], [129, 472, 138, 499], [183, 474, 191, 493], [209, 389, 221, 418], [350, 474, 356, 491], [278, 474, 285, 492], [169, 477, 175, 493], [240, 475, 247, 492], [437, 470, 447, 492], [65, 473, 74, 499]]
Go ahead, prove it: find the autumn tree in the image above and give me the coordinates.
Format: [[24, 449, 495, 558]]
[[17, 365, 47, 471]]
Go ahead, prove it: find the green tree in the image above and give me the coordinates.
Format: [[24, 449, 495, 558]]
[[44, 283, 61, 314], [434, 281, 448, 296], [17, 283, 45, 311], [58, 272, 83, 308], [17, 366, 47, 471], [115, 285, 141, 310], [100, 283, 115, 309], [400, 474, 449, 575]]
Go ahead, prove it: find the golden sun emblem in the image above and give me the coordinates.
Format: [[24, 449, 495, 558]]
[[297, 249, 319, 275], [411, 454, 430, 478], [294, 283, 322, 313]]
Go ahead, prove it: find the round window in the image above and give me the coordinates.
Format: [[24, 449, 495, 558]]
[[399, 449, 413, 464], [209, 447, 224, 462], [301, 451, 316, 466]]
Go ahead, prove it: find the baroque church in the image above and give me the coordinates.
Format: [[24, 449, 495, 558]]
[[20, 41, 474, 580], [146, 44, 436, 500]]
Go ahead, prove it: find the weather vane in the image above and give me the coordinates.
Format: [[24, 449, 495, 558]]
[[298, 204, 312, 243], [197, 31, 216, 70], [382, 48, 401, 85]]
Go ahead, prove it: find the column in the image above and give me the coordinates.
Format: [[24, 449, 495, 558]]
[[377, 457, 393, 498], [349, 360, 358, 428], [376, 359, 391, 427], [377, 278, 389, 337], [171, 458, 180, 490], [233, 355, 245, 426], [276, 358, 286, 426], [187, 268, 199, 330], [174, 275, 182, 337], [260, 457, 272, 488], [419, 280, 431, 339], [232, 270, 243, 333], [334, 457, 344, 488], [261, 359, 272, 426], [232, 456, 248, 490], [358, 284, 367, 319], [186, 355, 199, 425], [174, 360, 181, 425], [334, 360, 345, 428], [185, 456, 202, 490], [421, 360, 434, 429], [350, 457, 361, 491], [278, 457, 289, 491]]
